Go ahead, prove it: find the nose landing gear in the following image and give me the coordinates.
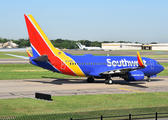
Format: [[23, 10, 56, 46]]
[[147, 76, 151, 82]]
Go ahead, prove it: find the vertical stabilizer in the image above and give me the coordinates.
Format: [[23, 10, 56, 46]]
[[76, 43, 84, 49], [24, 14, 65, 57], [24, 14, 85, 77]]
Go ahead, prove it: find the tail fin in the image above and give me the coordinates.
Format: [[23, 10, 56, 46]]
[[24, 14, 85, 77], [24, 14, 65, 57], [76, 42, 84, 49]]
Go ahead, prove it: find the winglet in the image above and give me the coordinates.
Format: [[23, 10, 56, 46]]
[[137, 52, 145, 68], [27, 49, 32, 57]]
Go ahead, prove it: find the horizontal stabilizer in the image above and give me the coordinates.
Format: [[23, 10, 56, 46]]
[[5, 53, 29, 59], [33, 55, 48, 62]]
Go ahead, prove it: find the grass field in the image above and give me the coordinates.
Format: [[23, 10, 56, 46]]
[[0, 64, 75, 80], [0, 92, 168, 119], [0, 52, 29, 59], [1, 52, 168, 58], [0, 63, 167, 80]]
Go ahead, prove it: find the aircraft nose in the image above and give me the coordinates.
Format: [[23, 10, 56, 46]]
[[158, 65, 164, 73], [160, 65, 164, 72]]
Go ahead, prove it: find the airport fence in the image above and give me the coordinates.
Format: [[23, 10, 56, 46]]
[[0, 107, 168, 120], [71, 112, 168, 120], [0, 112, 168, 120]]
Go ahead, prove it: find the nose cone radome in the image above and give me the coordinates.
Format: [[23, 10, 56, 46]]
[[157, 65, 164, 74], [160, 65, 164, 72]]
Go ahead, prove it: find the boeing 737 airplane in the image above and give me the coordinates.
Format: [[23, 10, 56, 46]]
[[6, 14, 164, 84], [76, 42, 102, 50]]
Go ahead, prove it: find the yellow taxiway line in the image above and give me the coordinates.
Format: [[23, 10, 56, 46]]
[[119, 88, 146, 93]]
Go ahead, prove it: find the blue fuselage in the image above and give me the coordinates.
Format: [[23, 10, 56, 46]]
[[69, 54, 164, 77]]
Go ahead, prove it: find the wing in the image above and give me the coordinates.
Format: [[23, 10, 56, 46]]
[[100, 67, 138, 75], [99, 52, 145, 75]]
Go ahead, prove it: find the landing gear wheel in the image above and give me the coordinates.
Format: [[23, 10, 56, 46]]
[[87, 77, 94, 83], [147, 76, 151, 82], [105, 79, 113, 84]]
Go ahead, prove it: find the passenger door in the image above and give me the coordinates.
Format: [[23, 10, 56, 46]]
[[150, 60, 154, 69]]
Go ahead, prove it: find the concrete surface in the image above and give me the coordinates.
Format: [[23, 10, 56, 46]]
[[0, 76, 168, 99]]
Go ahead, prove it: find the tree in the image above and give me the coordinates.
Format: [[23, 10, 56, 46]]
[[0, 38, 8, 43], [150, 42, 157, 44]]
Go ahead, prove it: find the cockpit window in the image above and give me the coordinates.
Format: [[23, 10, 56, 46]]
[[156, 62, 160, 65]]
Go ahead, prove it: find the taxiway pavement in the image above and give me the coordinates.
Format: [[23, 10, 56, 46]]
[[0, 76, 168, 99], [0, 59, 29, 64]]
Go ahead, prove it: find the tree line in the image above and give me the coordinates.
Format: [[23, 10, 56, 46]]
[[0, 37, 156, 49]]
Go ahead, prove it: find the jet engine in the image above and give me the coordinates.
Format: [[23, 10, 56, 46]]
[[123, 70, 144, 81]]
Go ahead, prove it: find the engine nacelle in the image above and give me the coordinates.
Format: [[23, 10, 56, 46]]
[[123, 70, 144, 81]]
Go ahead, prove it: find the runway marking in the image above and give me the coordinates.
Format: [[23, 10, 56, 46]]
[[119, 88, 146, 93]]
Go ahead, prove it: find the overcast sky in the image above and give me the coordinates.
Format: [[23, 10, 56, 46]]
[[0, 0, 168, 43]]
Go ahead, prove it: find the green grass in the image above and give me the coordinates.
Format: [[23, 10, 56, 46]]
[[158, 63, 168, 76], [0, 92, 168, 119], [116, 50, 168, 52], [0, 52, 29, 59], [0, 64, 75, 80], [141, 55, 168, 58], [0, 63, 167, 80]]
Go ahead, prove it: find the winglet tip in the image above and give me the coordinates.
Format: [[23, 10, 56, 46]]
[[137, 51, 145, 68], [27, 49, 32, 57]]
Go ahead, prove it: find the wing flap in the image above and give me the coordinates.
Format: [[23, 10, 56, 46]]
[[100, 67, 131, 75]]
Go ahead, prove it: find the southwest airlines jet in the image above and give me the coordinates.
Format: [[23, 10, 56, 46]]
[[8, 14, 164, 84]]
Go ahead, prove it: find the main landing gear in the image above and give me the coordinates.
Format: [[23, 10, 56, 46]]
[[147, 76, 151, 82], [87, 77, 94, 83], [86, 77, 113, 84], [105, 75, 113, 84], [105, 78, 113, 84]]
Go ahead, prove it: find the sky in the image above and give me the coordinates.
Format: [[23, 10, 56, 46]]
[[0, 0, 168, 43]]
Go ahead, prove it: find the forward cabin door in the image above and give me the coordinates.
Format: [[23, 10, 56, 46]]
[[150, 60, 154, 69]]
